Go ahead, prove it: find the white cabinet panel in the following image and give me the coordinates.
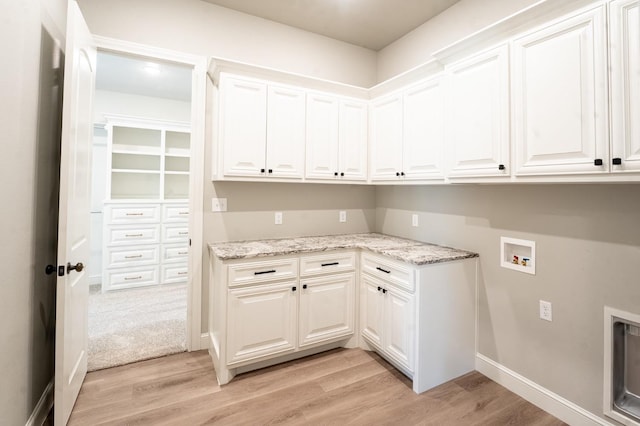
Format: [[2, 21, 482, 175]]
[[227, 281, 297, 365], [298, 273, 355, 348], [163, 204, 189, 222], [513, 6, 608, 175], [106, 245, 159, 268], [105, 266, 159, 291], [107, 204, 160, 224], [107, 224, 160, 246], [161, 263, 188, 284], [162, 244, 189, 263], [162, 224, 189, 244], [266, 85, 305, 178], [299, 251, 356, 277], [403, 78, 445, 180], [384, 287, 414, 372], [220, 76, 267, 177], [446, 45, 510, 178], [339, 100, 368, 180], [610, 0, 640, 172], [227, 258, 298, 287], [305, 93, 340, 179], [360, 275, 385, 349], [370, 94, 404, 180]]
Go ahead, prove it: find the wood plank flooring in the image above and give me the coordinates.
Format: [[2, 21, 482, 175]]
[[68, 348, 566, 425]]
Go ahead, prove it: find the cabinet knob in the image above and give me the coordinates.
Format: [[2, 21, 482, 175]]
[[302, 284, 307, 289], [334, 172, 339, 177], [340, 172, 344, 177], [268, 169, 273, 174], [377, 286, 382, 292], [612, 158, 622, 165], [260, 168, 265, 173], [498, 164, 505, 171], [382, 288, 387, 294], [400, 171, 405, 176], [594, 159, 603, 166], [292, 286, 297, 292]]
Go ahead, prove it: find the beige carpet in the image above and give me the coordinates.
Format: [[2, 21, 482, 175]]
[[88, 282, 187, 371]]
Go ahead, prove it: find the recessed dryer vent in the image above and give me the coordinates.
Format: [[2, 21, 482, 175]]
[[604, 307, 640, 426]]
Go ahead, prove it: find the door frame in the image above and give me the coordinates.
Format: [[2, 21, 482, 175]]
[[93, 35, 207, 351]]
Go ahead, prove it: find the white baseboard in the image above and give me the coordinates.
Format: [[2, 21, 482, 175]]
[[476, 353, 613, 426], [199, 332, 210, 351], [25, 380, 53, 426]]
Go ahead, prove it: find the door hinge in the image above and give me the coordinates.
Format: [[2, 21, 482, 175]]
[[57, 265, 65, 276]]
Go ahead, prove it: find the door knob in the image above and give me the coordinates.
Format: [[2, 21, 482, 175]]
[[67, 262, 84, 273], [45, 265, 56, 275]]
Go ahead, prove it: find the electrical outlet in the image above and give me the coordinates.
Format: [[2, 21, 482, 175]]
[[339, 211, 347, 223], [212, 198, 227, 212], [539, 300, 552, 321], [412, 214, 419, 227], [274, 212, 283, 225]]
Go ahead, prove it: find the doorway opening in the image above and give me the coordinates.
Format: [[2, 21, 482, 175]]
[[88, 50, 193, 371]]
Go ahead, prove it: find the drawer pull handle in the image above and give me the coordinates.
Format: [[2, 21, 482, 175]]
[[126, 212, 144, 216], [178, 212, 189, 215], [178, 232, 189, 235], [124, 275, 142, 281], [254, 270, 276, 275], [376, 267, 391, 274], [124, 255, 143, 259], [178, 271, 188, 276], [178, 251, 188, 255], [125, 233, 143, 237], [321, 262, 339, 267]]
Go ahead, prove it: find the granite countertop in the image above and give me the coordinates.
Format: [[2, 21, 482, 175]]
[[208, 233, 478, 266]]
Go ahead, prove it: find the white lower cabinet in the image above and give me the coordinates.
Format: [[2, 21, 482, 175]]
[[209, 251, 357, 385], [360, 252, 476, 394]]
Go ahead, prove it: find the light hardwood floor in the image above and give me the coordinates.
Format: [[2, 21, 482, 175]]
[[67, 348, 565, 425]]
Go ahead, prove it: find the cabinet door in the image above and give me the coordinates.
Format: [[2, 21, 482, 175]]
[[446, 45, 510, 178], [403, 78, 445, 180], [338, 100, 368, 180], [298, 273, 355, 348], [360, 275, 384, 348], [370, 93, 403, 180], [305, 93, 339, 179], [610, 0, 640, 172], [266, 85, 305, 179], [220, 76, 267, 177], [512, 6, 608, 175], [384, 287, 415, 373], [227, 281, 297, 365]]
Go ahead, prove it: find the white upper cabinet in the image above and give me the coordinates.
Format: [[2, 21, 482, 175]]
[[306, 93, 367, 181], [610, 0, 640, 173], [266, 84, 305, 178], [370, 93, 404, 180], [445, 45, 510, 178], [219, 74, 305, 179], [403, 77, 445, 180], [512, 5, 608, 176], [220, 76, 267, 177]]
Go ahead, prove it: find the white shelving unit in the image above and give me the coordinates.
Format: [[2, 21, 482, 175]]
[[102, 115, 191, 291]]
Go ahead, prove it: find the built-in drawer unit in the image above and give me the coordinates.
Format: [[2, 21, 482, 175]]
[[161, 263, 189, 284], [105, 204, 161, 224], [162, 224, 189, 244], [299, 251, 356, 277], [162, 244, 189, 263], [105, 266, 159, 291], [227, 258, 298, 287], [163, 204, 190, 222], [107, 224, 161, 246], [105, 245, 159, 268], [361, 251, 415, 293]]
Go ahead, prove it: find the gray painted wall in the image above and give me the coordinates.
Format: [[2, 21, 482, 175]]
[[0, 0, 67, 423], [376, 184, 640, 421]]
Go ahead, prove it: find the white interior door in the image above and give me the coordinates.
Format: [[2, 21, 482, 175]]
[[54, 2, 96, 425]]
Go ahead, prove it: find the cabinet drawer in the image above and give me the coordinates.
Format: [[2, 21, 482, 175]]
[[163, 204, 189, 222], [227, 258, 298, 287], [107, 224, 160, 246], [105, 266, 158, 291], [106, 245, 159, 268], [106, 204, 161, 224], [161, 263, 188, 284], [162, 244, 189, 263], [361, 252, 415, 293], [163, 224, 189, 243], [299, 251, 356, 276]]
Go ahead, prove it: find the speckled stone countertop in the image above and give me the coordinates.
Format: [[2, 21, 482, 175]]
[[208, 233, 478, 266]]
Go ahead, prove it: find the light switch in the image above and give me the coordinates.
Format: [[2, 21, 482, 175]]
[[212, 198, 227, 212]]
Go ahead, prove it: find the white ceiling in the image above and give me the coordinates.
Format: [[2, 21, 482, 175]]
[[95, 51, 193, 101], [201, 0, 462, 51]]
